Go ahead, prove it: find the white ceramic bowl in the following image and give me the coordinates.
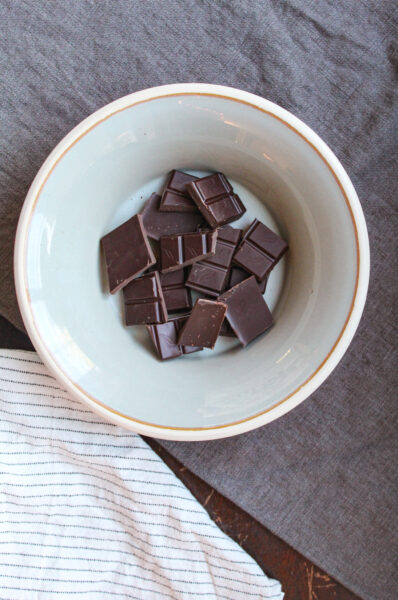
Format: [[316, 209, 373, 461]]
[[14, 84, 369, 441]]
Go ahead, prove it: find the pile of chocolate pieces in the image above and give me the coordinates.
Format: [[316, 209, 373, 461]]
[[101, 170, 288, 360]]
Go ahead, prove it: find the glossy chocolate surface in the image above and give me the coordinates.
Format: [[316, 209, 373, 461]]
[[160, 230, 218, 273], [159, 269, 192, 312], [186, 226, 242, 296], [229, 266, 268, 294], [123, 271, 168, 325], [147, 316, 202, 360], [233, 218, 288, 280], [219, 276, 273, 347], [186, 172, 246, 228], [159, 170, 199, 213], [101, 214, 156, 294], [141, 193, 203, 241], [177, 298, 227, 349], [219, 318, 236, 337]]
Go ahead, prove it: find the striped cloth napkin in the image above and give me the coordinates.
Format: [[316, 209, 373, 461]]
[[0, 350, 283, 600]]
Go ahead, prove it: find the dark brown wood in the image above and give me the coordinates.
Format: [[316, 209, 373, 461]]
[[146, 439, 362, 600]]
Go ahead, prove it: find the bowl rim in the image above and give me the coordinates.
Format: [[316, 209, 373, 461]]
[[14, 83, 370, 441]]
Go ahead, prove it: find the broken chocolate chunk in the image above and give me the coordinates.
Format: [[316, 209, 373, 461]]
[[147, 316, 202, 360], [219, 276, 273, 347], [101, 214, 156, 294], [141, 193, 203, 241], [177, 298, 227, 349]]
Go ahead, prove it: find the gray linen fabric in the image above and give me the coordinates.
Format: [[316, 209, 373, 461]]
[[0, 1, 397, 598]]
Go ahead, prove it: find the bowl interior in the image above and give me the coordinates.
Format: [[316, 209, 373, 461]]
[[24, 94, 357, 429]]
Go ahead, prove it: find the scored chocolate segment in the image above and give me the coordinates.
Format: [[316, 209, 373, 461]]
[[186, 226, 242, 297], [219, 276, 274, 347], [228, 266, 268, 294], [159, 170, 199, 213], [101, 214, 156, 294], [159, 269, 192, 312], [186, 173, 246, 228], [147, 316, 203, 360], [160, 230, 218, 273], [141, 193, 204, 241], [123, 271, 168, 326], [233, 219, 288, 280], [177, 298, 227, 349]]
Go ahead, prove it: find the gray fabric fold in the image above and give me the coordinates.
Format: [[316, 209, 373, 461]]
[[1, 1, 397, 598]]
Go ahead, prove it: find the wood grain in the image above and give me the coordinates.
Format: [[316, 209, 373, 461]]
[[146, 439, 361, 600]]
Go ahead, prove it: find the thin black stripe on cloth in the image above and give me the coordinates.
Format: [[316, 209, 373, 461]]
[[0, 351, 284, 599]]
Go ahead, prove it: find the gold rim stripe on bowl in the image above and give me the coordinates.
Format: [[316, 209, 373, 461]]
[[22, 92, 360, 431]]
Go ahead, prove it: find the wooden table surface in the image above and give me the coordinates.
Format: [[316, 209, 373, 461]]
[[1, 315, 361, 600], [146, 439, 360, 600]]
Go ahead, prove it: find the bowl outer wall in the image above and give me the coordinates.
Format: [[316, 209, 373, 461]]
[[14, 83, 370, 441]]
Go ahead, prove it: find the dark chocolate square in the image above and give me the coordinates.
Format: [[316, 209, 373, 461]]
[[233, 219, 288, 280], [101, 214, 156, 294], [141, 193, 203, 241], [159, 269, 192, 312], [177, 298, 227, 349], [186, 226, 242, 296], [219, 276, 273, 347], [186, 173, 246, 228], [229, 267, 268, 294], [159, 170, 199, 213], [123, 271, 168, 325]]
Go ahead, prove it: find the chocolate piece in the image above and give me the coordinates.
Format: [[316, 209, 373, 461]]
[[221, 268, 266, 337], [186, 172, 246, 228], [159, 170, 199, 213], [186, 226, 242, 296], [101, 214, 156, 294], [219, 276, 273, 347], [160, 230, 218, 273], [147, 316, 202, 360], [177, 298, 227, 349], [228, 266, 250, 288], [123, 271, 168, 326], [233, 219, 288, 280], [258, 275, 268, 294], [229, 267, 268, 294], [159, 269, 192, 312], [141, 193, 203, 241], [219, 318, 236, 337]]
